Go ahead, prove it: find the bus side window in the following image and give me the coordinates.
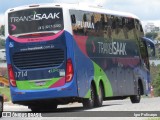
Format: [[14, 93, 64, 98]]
[[140, 40, 149, 69], [140, 25, 143, 32], [71, 14, 76, 24]]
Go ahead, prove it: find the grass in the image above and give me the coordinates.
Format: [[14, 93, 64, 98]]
[[0, 86, 11, 101]]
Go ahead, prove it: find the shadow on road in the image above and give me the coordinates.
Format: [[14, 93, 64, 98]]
[[25, 103, 123, 113], [44, 106, 85, 113]]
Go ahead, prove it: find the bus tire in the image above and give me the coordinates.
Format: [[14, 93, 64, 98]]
[[82, 84, 96, 109], [130, 83, 141, 103], [0, 96, 3, 118], [95, 83, 103, 107]]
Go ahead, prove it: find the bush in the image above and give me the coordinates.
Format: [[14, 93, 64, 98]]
[[0, 39, 5, 49], [150, 64, 160, 96], [153, 74, 160, 96], [0, 87, 11, 102]]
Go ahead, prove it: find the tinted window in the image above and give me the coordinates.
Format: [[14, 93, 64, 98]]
[[8, 8, 64, 35], [70, 10, 139, 57]]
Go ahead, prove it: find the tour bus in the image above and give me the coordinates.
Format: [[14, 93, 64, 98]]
[[5, 3, 155, 111]]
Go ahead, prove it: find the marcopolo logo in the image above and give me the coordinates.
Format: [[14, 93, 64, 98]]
[[10, 12, 60, 23]]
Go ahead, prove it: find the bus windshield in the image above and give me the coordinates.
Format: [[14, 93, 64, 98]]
[[8, 8, 64, 36]]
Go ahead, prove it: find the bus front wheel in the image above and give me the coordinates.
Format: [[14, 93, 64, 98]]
[[130, 83, 141, 103], [82, 84, 96, 109]]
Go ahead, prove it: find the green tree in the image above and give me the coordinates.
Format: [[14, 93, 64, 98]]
[[0, 25, 5, 36], [0, 39, 5, 49], [83, 14, 87, 22], [150, 64, 160, 83], [153, 72, 160, 96], [145, 32, 158, 40], [150, 64, 160, 96]]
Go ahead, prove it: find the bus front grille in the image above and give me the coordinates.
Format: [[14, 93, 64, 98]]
[[13, 48, 65, 69]]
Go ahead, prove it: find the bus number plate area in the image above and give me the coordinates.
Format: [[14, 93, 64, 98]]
[[15, 71, 28, 78]]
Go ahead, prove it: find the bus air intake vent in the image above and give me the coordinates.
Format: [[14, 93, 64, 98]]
[[13, 48, 64, 69]]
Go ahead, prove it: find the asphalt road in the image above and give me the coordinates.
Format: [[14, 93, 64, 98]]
[[1, 97, 160, 120]]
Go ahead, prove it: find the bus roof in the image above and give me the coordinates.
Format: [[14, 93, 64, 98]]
[[6, 3, 139, 20]]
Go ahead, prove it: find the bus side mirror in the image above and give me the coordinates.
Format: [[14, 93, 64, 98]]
[[142, 37, 156, 57], [150, 46, 155, 57]]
